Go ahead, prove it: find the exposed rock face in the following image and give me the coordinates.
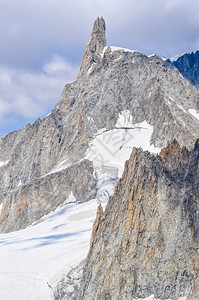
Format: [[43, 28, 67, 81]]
[[54, 260, 85, 300], [79, 140, 199, 299], [1, 18, 199, 232], [77, 17, 106, 77], [173, 51, 199, 86], [0, 160, 97, 232], [0, 107, 97, 232]]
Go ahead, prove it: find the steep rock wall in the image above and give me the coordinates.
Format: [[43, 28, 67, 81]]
[[79, 141, 199, 299]]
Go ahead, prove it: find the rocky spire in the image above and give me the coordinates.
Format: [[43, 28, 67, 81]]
[[77, 17, 106, 78]]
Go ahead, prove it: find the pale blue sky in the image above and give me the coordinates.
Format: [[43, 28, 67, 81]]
[[0, 0, 199, 136]]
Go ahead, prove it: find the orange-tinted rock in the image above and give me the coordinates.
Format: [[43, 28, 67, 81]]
[[79, 143, 199, 299]]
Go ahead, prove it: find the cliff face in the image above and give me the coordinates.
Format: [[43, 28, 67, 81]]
[[79, 140, 199, 300], [173, 51, 199, 86], [0, 160, 97, 232], [1, 18, 199, 232]]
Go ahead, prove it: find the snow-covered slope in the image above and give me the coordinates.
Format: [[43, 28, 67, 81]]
[[0, 200, 99, 300], [86, 110, 160, 177]]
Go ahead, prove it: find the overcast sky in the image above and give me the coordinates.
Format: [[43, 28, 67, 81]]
[[0, 0, 199, 136]]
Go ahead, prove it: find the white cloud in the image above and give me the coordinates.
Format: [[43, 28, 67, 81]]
[[43, 55, 76, 76], [0, 55, 79, 127], [0, 68, 12, 85], [0, 99, 10, 119]]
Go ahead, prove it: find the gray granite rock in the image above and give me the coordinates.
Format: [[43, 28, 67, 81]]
[[54, 260, 85, 300], [78, 17, 106, 77], [1, 17, 199, 233], [0, 159, 97, 232]]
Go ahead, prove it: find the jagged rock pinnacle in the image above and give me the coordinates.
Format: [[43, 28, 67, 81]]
[[77, 17, 106, 78], [79, 144, 199, 299]]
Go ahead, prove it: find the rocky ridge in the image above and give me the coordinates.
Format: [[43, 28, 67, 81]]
[[78, 140, 199, 300], [0, 160, 97, 232], [1, 17, 199, 232]]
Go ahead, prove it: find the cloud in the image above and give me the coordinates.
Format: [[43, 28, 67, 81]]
[[0, 0, 198, 69], [0, 55, 79, 136], [43, 55, 77, 76], [99, 0, 199, 58]]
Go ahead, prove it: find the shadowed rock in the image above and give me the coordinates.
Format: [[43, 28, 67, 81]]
[[173, 51, 199, 86]]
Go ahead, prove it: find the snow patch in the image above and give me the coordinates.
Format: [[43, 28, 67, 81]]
[[110, 46, 136, 53], [137, 296, 156, 300], [170, 52, 186, 62], [188, 109, 199, 121], [167, 97, 187, 113], [0, 160, 9, 167], [102, 46, 136, 57], [86, 110, 160, 178], [87, 63, 96, 74], [148, 54, 167, 61], [42, 158, 71, 177], [177, 104, 186, 113], [87, 116, 94, 123], [46, 112, 52, 117], [66, 191, 76, 204], [42, 156, 87, 178], [114, 56, 123, 62], [94, 165, 118, 208], [132, 295, 187, 300], [116, 109, 134, 127], [17, 180, 22, 187]]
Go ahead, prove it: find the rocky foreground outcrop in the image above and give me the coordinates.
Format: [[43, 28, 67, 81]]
[[78, 140, 199, 300]]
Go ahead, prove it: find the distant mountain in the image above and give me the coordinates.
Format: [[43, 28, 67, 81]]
[[173, 51, 199, 86]]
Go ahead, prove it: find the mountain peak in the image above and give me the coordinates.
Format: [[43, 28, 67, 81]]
[[77, 17, 106, 78]]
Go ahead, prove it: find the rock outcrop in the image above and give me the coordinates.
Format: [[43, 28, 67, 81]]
[[0, 159, 97, 232], [77, 17, 106, 77], [54, 260, 85, 300], [79, 140, 199, 299]]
